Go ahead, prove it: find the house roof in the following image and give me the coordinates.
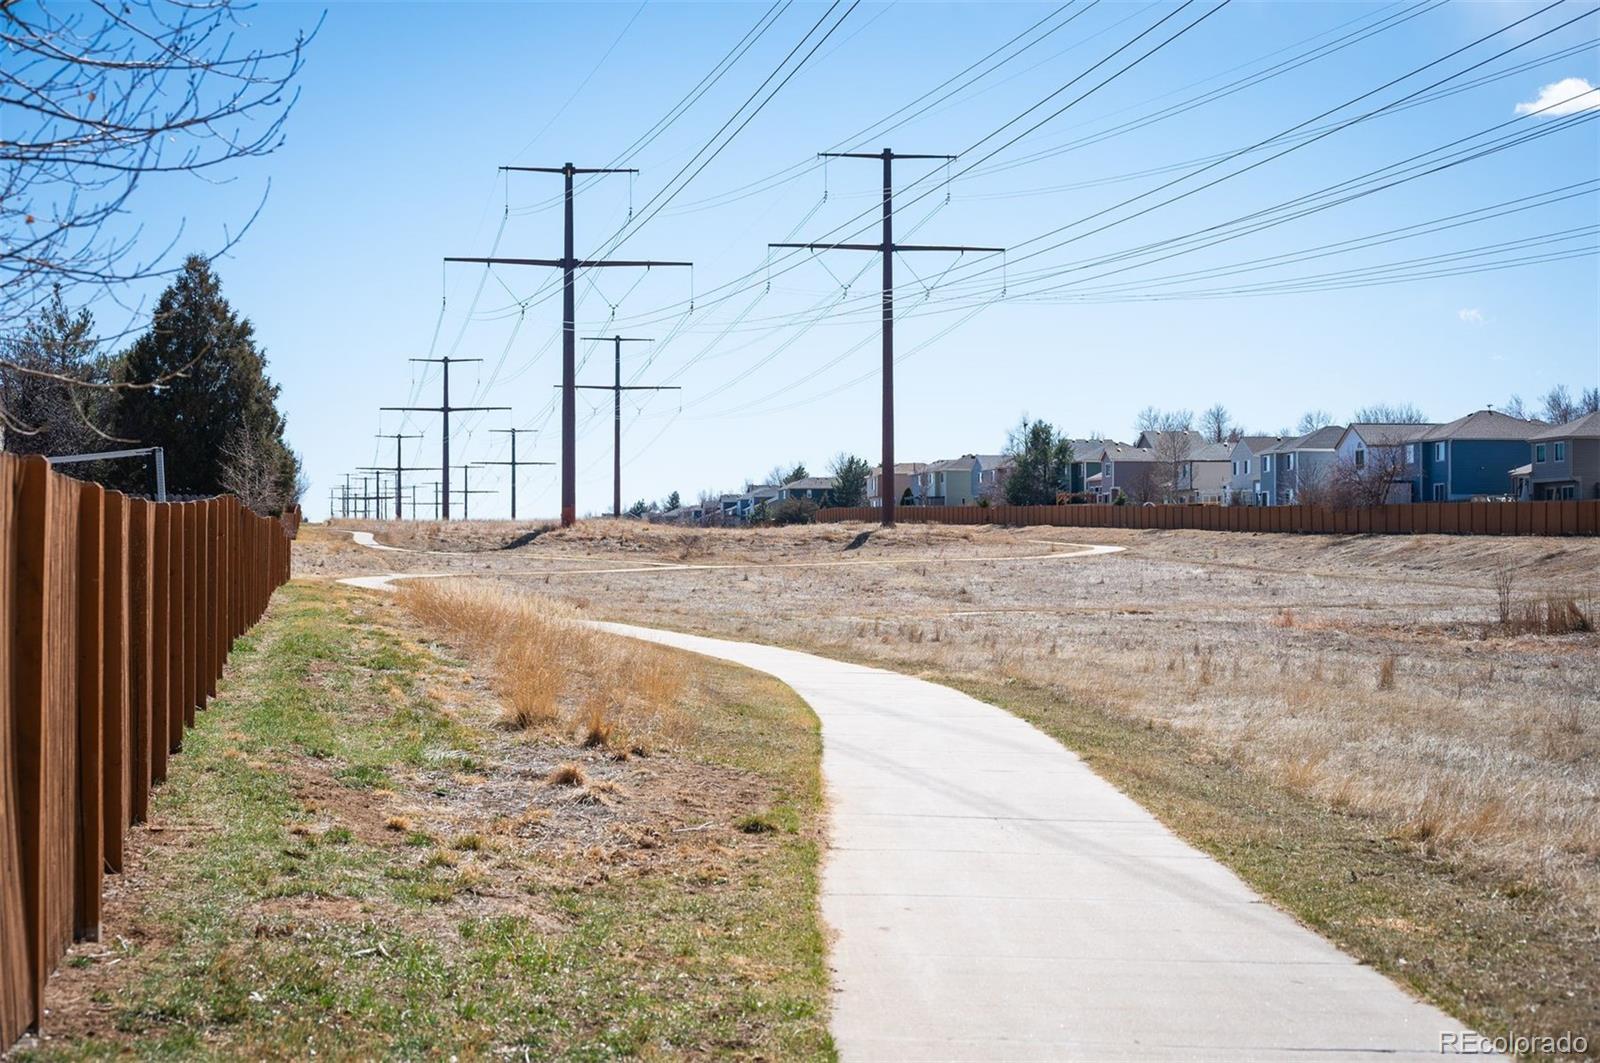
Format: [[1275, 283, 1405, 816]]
[[1067, 438, 1119, 459], [1262, 425, 1345, 454], [1340, 422, 1438, 448], [873, 462, 928, 474], [926, 456, 978, 472], [1136, 428, 1206, 452], [1420, 409, 1544, 441], [1530, 409, 1600, 440], [783, 476, 837, 490], [1509, 463, 1533, 477], [1189, 441, 1234, 461], [1098, 442, 1156, 462], [1230, 435, 1282, 455], [972, 453, 1011, 469]]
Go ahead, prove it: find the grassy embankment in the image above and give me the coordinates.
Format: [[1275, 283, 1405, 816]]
[[25, 580, 832, 1060]]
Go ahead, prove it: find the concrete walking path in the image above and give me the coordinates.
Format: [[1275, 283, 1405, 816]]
[[594, 621, 1488, 1062]]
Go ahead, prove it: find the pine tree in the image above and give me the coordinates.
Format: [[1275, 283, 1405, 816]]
[[0, 287, 111, 456], [1003, 419, 1074, 505], [113, 255, 300, 510], [828, 453, 870, 507]]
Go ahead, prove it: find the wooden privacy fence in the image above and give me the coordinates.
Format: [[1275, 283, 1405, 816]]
[[816, 499, 1600, 536], [1, 452, 294, 1047]]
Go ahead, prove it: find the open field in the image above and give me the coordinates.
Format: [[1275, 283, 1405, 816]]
[[21, 579, 831, 1060], [298, 518, 1600, 1051]]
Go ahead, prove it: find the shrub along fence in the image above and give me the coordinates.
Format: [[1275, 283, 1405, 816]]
[[1, 452, 294, 1047], [816, 499, 1600, 536]]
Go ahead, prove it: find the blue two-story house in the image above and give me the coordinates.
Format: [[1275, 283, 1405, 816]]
[[1415, 410, 1543, 501]]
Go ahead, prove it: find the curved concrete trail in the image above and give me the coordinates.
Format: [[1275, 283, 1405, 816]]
[[595, 622, 1485, 1062]]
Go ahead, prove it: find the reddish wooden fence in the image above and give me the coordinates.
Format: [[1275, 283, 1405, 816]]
[[1, 452, 294, 1047], [817, 499, 1600, 536]]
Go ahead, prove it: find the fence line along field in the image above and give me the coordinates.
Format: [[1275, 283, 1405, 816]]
[[0, 453, 297, 1048]]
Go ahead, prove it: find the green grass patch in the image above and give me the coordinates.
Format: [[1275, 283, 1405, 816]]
[[28, 582, 833, 1061]]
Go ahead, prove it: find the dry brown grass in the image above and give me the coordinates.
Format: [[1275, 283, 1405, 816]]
[[398, 578, 690, 752]]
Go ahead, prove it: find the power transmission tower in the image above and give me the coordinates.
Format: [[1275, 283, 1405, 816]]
[[771, 149, 1002, 527], [373, 432, 425, 519], [381, 356, 509, 520], [574, 335, 678, 518], [451, 465, 497, 521], [479, 427, 553, 521], [340, 473, 356, 518], [446, 164, 691, 528]]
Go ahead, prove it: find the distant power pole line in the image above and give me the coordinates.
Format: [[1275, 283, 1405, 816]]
[[381, 355, 509, 520], [771, 149, 1002, 527], [446, 163, 691, 528], [575, 335, 678, 518], [451, 465, 497, 521], [478, 427, 552, 521], [372, 432, 426, 519]]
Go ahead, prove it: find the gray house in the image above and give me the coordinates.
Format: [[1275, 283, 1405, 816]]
[[1416, 410, 1544, 501], [918, 456, 981, 506], [776, 476, 837, 503], [1175, 441, 1233, 503], [1258, 426, 1345, 505], [973, 454, 1012, 502], [1066, 438, 1118, 497], [1226, 436, 1281, 505], [1093, 442, 1158, 503], [1523, 411, 1600, 500]]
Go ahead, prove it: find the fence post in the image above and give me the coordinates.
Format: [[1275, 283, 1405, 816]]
[[101, 493, 130, 875], [170, 503, 187, 750], [13, 457, 52, 1030], [73, 482, 104, 942], [183, 503, 199, 728]]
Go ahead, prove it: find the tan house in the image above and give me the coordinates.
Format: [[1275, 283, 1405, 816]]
[[867, 462, 928, 508]]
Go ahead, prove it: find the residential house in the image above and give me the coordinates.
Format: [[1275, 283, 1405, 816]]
[[1094, 442, 1157, 503], [720, 485, 779, 521], [1523, 411, 1600, 499], [776, 476, 837, 503], [1332, 423, 1438, 504], [1416, 410, 1544, 501], [1066, 439, 1118, 498], [1174, 441, 1234, 503], [1257, 426, 1345, 505], [1225, 436, 1281, 505], [915, 456, 981, 506], [867, 462, 928, 508], [973, 454, 1012, 501]]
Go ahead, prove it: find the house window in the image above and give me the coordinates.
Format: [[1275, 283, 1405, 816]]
[[1406, 443, 1416, 463], [1354, 448, 1366, 468], [1560, 485, 1576, 500], [1232, 461, 1238, 476], [1555, 442, 1566, 461], [1243, 459, 1250, 475], [1433, 484, 1446, 501], [1263, 455, 1272, 473], [1286, 453, 1296, 471], [1434, 442, 1445, 462], [1535, 444, 1547, 463]]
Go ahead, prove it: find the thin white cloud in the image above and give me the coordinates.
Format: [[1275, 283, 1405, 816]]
[[1514, 77, 1600, 117], [1458, 308, 1485, 325]]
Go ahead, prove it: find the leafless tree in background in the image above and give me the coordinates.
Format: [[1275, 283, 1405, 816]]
[[1296, 409, 1333, 435], [1352, 402, 1429, 424], [1542, 385, 1577, 425], [1, 1, 316, 333], [1201, 403, 1233, 443], [1142, 409, 1194, 501], [1502, 394, 1531, 419], [219, 422, 303, 514]]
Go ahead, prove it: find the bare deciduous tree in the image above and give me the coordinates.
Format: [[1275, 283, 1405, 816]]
[[1542, 384, 1577, 425], [219, 422, 303, 514], [1201, 403, 1232, 443], [1352, 402, 1428, 424], [1502, 394, 1531, 420], [2, 0, 316, 333], [1296, 409, 1333, 435], [1140, 409, 1194, 502], [1329, 445, 1410, 508]]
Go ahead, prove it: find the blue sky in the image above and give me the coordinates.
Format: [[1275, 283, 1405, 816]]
[[112, 1, 1600, 518]]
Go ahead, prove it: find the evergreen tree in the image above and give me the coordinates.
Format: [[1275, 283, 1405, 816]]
[[1003, 418, 1074, 505], [663, 490, 681, 510], [0, 287, 111, 457], [827, 452, 870, 507], [113, 256, 300, 510]]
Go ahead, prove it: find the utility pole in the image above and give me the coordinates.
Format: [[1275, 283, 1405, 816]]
[[381, 356, 509, 520], [373, 433, 424, 519], [771, 149, 1001, 527], [574, 335, 677, 518], [450, 465, 497, 521], [341, 473, 356, 518], [446, 163, 691, 528], [479, 427, 553, 521]]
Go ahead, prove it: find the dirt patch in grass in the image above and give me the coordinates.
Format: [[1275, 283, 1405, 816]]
[[21, 581, 831, 1061]]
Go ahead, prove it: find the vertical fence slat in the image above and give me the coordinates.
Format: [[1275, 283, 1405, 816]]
[[127, 501, 154, 824], [102, 494, 130, 874], [73, 483, 104, 942]]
